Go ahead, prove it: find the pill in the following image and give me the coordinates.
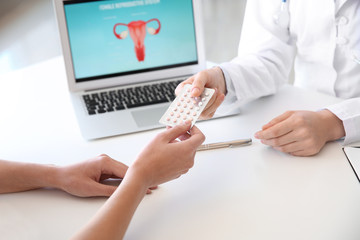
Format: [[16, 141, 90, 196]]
[[159, 84, 215, 127]]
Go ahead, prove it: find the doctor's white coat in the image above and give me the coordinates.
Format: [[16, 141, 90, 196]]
[[220, 0, 360, 144]]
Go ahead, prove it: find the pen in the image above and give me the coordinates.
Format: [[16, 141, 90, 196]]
[[197, 138, 252, 151]]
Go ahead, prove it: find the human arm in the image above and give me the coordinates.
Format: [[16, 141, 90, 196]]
[[254, 97, 360, 156], [71, 121, 205, 240], [254, 109, 346, 156], [175, 66, 226, 119], [0, 155, 130, 197], [176, 0, 296, 118], [326, 98, 360, 145]]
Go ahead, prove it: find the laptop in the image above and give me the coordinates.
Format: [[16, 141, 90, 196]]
[[54, 0, 206, 140]]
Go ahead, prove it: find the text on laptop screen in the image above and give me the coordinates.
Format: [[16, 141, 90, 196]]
[[63, 0, 198, 82]]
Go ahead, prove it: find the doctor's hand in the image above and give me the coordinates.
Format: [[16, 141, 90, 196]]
[[128, 121, 205, 189], [175, 67, 226, 120], [254, 110, 345, 156]]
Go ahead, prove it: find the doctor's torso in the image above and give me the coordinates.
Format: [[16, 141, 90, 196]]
[[288, 0, 360, 99]]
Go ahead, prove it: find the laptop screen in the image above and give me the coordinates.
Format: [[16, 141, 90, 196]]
[[63, 0, 198, 83]]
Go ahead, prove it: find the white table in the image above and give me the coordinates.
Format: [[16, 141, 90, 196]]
[[1, 56, 360, 240]]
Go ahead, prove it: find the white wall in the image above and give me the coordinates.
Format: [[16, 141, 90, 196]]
[[0, 0, 248, 73], [201, 0, 247, 64]]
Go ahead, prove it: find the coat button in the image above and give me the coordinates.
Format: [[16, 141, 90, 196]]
[[337, 16, 348, 26]]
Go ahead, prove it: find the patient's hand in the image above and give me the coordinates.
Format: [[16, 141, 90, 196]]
[[129, 121, 205, 188], [57, 154, 130, 197]]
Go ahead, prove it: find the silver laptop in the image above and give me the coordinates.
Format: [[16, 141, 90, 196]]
[[54, 0, 205, 139], [54, 0, 206, 140]]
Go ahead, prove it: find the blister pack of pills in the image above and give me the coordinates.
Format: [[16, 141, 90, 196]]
[[159, 84, 215, 127]]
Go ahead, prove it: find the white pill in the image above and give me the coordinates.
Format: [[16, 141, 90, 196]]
[[159, 85, 215, 127]]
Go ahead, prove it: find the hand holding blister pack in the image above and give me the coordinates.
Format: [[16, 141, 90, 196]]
[[159, 84, 215, 127]]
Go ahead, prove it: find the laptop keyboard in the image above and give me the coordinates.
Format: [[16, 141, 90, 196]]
[[82, 80, 183, 115]]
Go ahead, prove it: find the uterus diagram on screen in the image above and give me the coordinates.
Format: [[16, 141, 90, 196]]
[[113, 18, 161, 62]]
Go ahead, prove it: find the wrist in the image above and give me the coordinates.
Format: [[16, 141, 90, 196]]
[[212, 66, 227, 95], [121, 164, 151, 195], [317, 109, 345, 142], [41, 164, 63, 190], [121, 168, 151, 196]]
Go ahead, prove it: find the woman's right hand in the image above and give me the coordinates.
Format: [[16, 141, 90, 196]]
[[128, 121, 205, 188]]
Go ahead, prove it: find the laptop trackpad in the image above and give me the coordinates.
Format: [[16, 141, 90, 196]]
[[131, 106, 168, 128]]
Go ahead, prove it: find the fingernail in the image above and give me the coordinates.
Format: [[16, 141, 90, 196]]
[[183, 120, 191, 125], [254, 132, 260, 138], [191, 87, 200, 97]]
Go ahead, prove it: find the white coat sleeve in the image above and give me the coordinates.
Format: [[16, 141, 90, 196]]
[[326, 99, 360, 145], [216, 0, 296, 115]]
